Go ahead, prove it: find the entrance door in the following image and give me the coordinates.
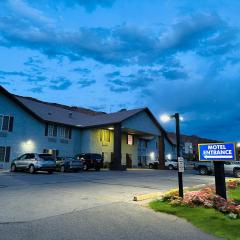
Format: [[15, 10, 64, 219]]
[[126, 154, 132, 168]]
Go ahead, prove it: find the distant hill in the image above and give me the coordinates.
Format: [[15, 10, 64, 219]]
[[167, 132, 221, 146]]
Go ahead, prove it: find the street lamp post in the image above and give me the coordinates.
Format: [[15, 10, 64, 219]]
[[160, 113, 184, 198], [175, 113, 184, 198]]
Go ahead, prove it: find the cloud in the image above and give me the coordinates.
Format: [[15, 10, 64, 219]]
[[0, 5, 236, 67], [0, 70, 30, 77], [105, 71, 120, 78], [26, 75, 47, 82], [29, 86, 43, 93], [30, 0, 116, 12], [77, 79, 96, 88], [0, 81, 10, 85], [162, 69, 188, 80], [109, 86, 129, 93], [50, 77, 72, 90], [73, 67, 91, 75]]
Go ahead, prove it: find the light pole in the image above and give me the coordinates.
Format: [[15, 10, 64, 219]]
[[160, 113, 184, 198]]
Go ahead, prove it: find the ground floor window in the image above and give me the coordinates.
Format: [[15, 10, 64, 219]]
[[0, 146, 11, 162], [43, 149, 59, 157]]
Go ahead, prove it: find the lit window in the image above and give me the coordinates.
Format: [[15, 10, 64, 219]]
[[127, 134, 134, 145], [100, 130, 110, 142]]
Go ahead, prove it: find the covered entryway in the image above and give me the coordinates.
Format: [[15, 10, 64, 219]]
[[109, 108, 168, 170]]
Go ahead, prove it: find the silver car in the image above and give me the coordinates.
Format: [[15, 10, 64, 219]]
[[10, 153, 56, 174]]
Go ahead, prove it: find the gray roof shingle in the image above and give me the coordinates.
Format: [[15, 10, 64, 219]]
[[15, 95, 145, 127]]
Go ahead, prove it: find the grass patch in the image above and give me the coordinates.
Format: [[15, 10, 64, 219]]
[[150, 201, 240, 240], [229, 186, 240, 201]]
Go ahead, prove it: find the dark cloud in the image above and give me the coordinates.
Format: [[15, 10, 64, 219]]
[[73, 67, 91, 74], [108, 75, 154, 93], [78, 79, 96, 88], [29, 0, 116, 12], [50, 77, 72, 90], [162, 69, 188, 80], [0, 81, 10, 85], [105, 71, 121, 78], [0, 7, 236, 66], [24, 57, 43, 67], [109, 86, 129, 93], [0, 70, 30, 77], [26, 75, 47, 82], [30, 86, 43, 93]]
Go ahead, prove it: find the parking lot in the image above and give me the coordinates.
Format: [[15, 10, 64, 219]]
[[0, 169, 218, 240], [0, 169, 215, 222]]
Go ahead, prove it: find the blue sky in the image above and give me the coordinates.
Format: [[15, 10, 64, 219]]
[[0, 0, 240, 141]]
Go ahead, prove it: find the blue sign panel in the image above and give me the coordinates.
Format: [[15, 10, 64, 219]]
[[198, 143, 236, 161]]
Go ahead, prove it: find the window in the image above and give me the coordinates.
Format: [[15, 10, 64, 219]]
[[59, 126, 71, 139], [100, 130, 110, 142], [43, 149, 59, 157], [0, 115, 14, 132], [47, 124, 57, 137], [127, 134, 134, 145], [0, 146, 11, 162]]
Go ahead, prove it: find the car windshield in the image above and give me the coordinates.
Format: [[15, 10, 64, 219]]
[[39, 154, 55, 161]]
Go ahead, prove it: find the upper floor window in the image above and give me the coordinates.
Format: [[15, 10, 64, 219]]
[[0, 115, 14, 132], [45, 123, 71, 139], [59, 126, 71, 139], [45, 123, 57, 137]]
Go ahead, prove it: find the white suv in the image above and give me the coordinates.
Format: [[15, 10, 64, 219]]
[[165, 159, 178, 170]]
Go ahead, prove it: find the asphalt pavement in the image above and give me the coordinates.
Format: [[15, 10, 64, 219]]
[[0, 169, 219, 240]]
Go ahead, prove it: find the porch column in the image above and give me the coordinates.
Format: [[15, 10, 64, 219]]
[[110, 122, 122, 170], [158, 135, 165, 169]]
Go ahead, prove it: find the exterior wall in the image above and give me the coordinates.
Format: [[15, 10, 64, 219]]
[[80, 129, 139, 167], [165, 138, 176, 160], [0, 93, 81, 168], [122, 111, 161, 136]]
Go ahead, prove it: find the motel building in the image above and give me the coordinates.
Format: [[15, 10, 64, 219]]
[[0, 86, 175, 170]]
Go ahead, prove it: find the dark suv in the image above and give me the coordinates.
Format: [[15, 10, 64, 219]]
[[75, 153, 103, 171]]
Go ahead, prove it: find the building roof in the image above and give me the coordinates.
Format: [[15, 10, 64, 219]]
[[0, 85, 173, 144]]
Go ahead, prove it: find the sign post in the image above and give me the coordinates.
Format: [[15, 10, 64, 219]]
[[198, 142, 236, 199]]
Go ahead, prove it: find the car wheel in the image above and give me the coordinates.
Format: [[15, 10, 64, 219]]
[[168, 164, 174, 170], [29, 165, 35, 174], [233, 169, 240, 178], [83, 163, 88, 171], [11, 164, 16, 172], [199, 167, 208, 175], [60, 165, 65, 173], [149, 163, 153, 169], [48, 170, 53, 174]]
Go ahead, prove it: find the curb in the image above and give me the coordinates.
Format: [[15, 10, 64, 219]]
[[133, 192, 163, 201], [133, 184, 212, 202]]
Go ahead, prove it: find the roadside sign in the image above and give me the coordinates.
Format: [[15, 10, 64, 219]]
[[198, 143, 236, 161], [178, 157, 184, 172]]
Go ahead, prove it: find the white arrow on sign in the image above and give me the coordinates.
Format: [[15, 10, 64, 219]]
[[204, 155, 233, 159]]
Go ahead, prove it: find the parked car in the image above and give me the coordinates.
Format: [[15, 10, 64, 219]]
[[193, 161, 240, 177], [165, 159, 178, 170], [75, 153, 103, 171], [56, 156, 83, 172], [10, 153, 56, 174], [148, 161, 159, 169]]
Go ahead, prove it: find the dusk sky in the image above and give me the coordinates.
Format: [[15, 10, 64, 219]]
[[0, 0, 240, 141]]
